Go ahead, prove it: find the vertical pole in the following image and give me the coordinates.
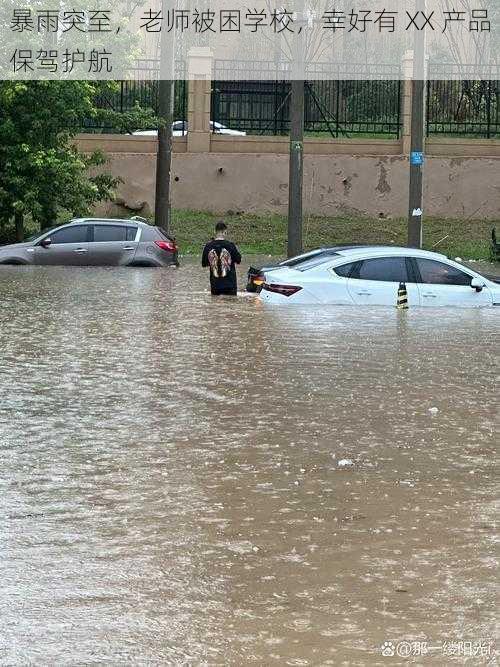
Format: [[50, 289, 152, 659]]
[[288, 78, 304, 257], [407, 78, 425, 247], [276, 79, 279, 137], [154, 0, 175, 233], [155, 80, 174, 232], [335, 81, 340, 138], [486, 80, 491, 139], [407, 0, 426, 248], [287, 5, 305, 259], [397, 80, 402, 139]]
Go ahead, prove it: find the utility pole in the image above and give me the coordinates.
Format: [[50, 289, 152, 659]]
[[407, 0, 426, 248], [287, 6, 306, 258], [155, 79, 174, 232], [154, 0, 175, 233], [288, 78, 304, 258]]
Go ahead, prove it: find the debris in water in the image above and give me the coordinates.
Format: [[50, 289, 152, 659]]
[[337, 459, 354, 468], [428, 407, 439, 414]]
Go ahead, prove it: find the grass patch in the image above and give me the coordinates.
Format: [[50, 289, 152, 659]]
[[170, 209, 498, 261], [1, 210, 496, 262]]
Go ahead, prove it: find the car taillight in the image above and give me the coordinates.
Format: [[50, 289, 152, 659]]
[[155, 239, 177, 252], [262, 283, 302, 297]]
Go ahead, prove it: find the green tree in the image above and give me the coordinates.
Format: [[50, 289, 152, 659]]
[[0, 80, 155, 241]]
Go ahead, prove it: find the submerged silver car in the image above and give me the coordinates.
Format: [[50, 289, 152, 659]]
[[0, 218, 179, 267]]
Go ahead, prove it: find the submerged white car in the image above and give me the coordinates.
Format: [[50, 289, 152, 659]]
[[259, 247, 500, 308]]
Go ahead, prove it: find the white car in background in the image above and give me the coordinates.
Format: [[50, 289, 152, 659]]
[[132, 121, 246, 137], [259, 246, 500, 308]]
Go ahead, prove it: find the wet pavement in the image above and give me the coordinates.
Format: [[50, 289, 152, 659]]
[[0, 258, 498, 665]]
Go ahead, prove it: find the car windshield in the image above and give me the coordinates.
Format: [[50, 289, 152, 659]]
[[24, 224, 63, 242]]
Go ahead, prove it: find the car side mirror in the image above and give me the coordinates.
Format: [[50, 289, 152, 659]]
[[39, 238, 52, 248], [470, 277, 484, 292]]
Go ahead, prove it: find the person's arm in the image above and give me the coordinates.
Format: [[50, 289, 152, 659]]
[[201, 244, 209, 267], [232, 244, 242, 265]]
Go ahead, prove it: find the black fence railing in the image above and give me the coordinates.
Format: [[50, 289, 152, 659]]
[[81, 61, 188, 134], [211, 79, 402, 138], [78, 59, 499, 139], [426, 80, 499, 138]]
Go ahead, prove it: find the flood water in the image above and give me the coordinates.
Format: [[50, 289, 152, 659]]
[[0, 258, 498, 665]]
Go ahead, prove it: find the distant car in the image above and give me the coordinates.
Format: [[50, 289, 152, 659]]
[[259, 246, 500, 307], [132, 121, 187, 137], [132, 120, 246, 137], [210, 121, 246, 136], [0, 218, 178, 267], [247, 245, 367, 292]]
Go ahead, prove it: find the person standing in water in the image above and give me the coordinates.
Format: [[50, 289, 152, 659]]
[[202, 221, 242, 295]]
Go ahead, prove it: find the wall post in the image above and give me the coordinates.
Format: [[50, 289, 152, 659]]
[[187, 47, 213, 153]]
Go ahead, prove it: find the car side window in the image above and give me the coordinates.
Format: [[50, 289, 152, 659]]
[[93, 225, 137, 242], [353, 257, 409, 282], [333, 262, 357, 277], [415, 258, 472, 286], [48, 226, 89, 244]]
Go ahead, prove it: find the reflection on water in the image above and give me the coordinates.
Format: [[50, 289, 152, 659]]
[[0, 259, 498, 664]]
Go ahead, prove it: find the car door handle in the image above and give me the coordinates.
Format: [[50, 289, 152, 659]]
[[73, 248, 88, 253], [123, 246, 135, 251], [422, 293, 437, 298], [357, 291, 372, 296]]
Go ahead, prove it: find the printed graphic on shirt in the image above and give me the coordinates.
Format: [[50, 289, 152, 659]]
[[208, 248, 219, 278], [220, 248, 232, 278]]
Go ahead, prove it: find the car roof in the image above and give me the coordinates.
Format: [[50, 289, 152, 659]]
[[68, 217, 149, 227], [333, 246, 448, 260], [280, 245, 369, 263]]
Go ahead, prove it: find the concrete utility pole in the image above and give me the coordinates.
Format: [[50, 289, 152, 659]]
[[407, 0, 426, 248], [155, 79, 174, 232], [287, 6, 306, 258], [288, 79, 305, 258], [154, 0, 175, 233]]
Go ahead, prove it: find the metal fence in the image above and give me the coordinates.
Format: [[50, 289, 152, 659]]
[[79, 59, 499, 139], [81, 61, 188, 134], [426, 80, 499, 138], [211, 79, 402, 138]]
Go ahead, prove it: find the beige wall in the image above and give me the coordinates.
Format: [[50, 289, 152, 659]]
[[76, 135, 500, 220]]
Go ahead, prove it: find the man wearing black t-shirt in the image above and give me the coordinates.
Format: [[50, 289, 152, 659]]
[[202, 221, 242, 295]]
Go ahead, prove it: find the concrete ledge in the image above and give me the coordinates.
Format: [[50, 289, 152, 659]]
[[211, 134, 403, 155], [75, 133, 500, 159], [426, 138, 500, 158], [75, 132, 402, 156], [75, 133, 187, 154]]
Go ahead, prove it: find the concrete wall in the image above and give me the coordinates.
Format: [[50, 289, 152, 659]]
[[76, 49, 499, 221], [77, 134, 500, 220]]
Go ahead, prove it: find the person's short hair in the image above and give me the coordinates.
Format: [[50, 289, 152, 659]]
[[215, 221, 227, 233]]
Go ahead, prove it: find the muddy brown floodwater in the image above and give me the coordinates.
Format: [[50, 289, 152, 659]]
[[0, 258, 498, 665]]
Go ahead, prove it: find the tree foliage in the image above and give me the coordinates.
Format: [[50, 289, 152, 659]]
[[0, 80, 155, 239]]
